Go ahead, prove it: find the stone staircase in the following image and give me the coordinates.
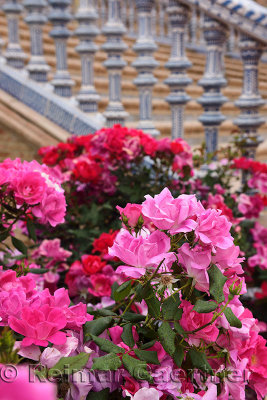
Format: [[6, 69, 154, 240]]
[[0, 9, 266, 153]]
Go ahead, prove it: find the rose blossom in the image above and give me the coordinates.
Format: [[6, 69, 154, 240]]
[[81, 255, 106, 275], [13, 171, 46, 205], [180, 300, 219, 345], [142, 188, 203, 234], [195, 208, 233, 250], [109, 229, 175, 279]]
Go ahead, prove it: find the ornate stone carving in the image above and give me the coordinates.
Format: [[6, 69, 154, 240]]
[[102, 0, 128, 126], [165, 0, 192, 139], [198, 15, 228, 156], [3, 0, 26, 68], [75, 0, 100, 113], [234, 34, 265, 159], [48, 0, 74, 97], [24, 0, 50, 82], [132, 0, 159, 136]]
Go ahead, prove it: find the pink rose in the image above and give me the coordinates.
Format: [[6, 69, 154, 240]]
[[180, 300, 219, 345], [13, 171, 46, 205], [32, 188, 66, 227], [109, 229, 175, 278], [178, 243, 211, 292], [195, 208, 233, 250], [142, 188, 203, 234], [117, 203, 143, 227], [9, 304, 67, 347], [88, 274, 112, 297], [238, 193, 264, 219]]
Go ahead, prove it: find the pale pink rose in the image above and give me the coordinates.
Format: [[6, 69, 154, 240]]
[[211, 245, 244, 275], [133, 387, 160, 400], [180, 300, 219, 345], [109, 229, 175, 279], [9, 304, 67, 347], [195, 208, 233, 250], [13, 170, 46, 205], [117, 203, 143, 227], [40, 336, 79, 368], [33, 239, 71, 262], [32, 187, 66, 227], [142, 188, 203, 234], [15, 342, 41, 361], [0, 365, 56, 400], [178, 243, 211, 292]]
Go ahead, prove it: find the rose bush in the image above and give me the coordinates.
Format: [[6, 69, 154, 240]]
[[0, 125, 266, 400]]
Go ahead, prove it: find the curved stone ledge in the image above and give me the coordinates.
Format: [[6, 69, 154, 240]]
[[0, 61, 101, 135]]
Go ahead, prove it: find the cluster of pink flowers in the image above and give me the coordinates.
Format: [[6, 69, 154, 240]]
[[0, 268, 91, 349], [108, 188, 267, 399], [0, 158, 66, 226]]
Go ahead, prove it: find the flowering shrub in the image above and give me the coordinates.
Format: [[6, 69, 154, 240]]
[[0, 127, 266, 400], [38, 125, 193, 259]]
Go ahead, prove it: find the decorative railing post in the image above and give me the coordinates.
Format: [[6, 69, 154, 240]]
[[165, 0, 192, 139], [132, 0, 159, 136], [24, 0, 50, 82], [75, 0, 100, 113], [48, 0, 74, 97], [3, 0, 26, 68], [234, 35, 265, 159], [198, 16, 228, 156], [102, 0, 128, 126], [189, 6, 197, 46]]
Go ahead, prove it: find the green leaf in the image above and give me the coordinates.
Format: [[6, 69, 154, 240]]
[[158, 322, 176, 356], [188, 349, 213, 375], [208, 265, 227, 303], [193, 300, 218, 313], [28, 268, 48, 274], [87, 389, 110, 400], [122, 354, 153, 383], [0, 231, 9, 242], [224, 307, 242, 328], [111, 282, 119, 300], [122, 313, 146, 322], [48, 353, 90, 377], [174, 322, 187, 337], [26, 219, 37, 242], [145, 293, 161, 319], [114, 280, 132, 302], [89, 309, 117, 317], [11, 236, 27, 256], [90, 335, 125, 354], [134, 349, 160, 365], [162, 293, 181, 320], [173, 345, 184, 367], [140, 340, 157, 350], [83, 317, 113, 341], [121, 324, 135, 348], [92, 353, 122, 371]]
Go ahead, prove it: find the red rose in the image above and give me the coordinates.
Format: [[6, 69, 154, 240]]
[[73, 159, 102, 183], [81, 255, 106, 275], [92, 230, 118, 256]]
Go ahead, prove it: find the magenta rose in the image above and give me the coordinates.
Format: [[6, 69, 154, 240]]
[[14, 171, 46, 205]]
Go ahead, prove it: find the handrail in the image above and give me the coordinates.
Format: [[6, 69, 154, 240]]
[[176, 0, 267, 44]]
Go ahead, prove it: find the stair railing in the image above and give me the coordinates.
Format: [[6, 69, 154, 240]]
[[0, 0, 266, 160]]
